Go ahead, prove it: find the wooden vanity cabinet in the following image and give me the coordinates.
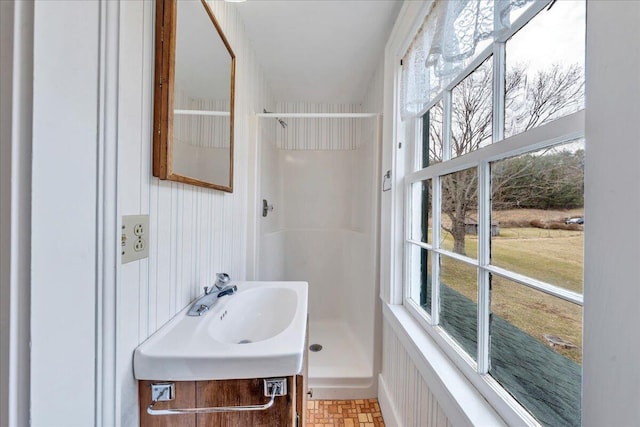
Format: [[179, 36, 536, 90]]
[[139, 375, 306, 427], [295, 373, 307, 427]]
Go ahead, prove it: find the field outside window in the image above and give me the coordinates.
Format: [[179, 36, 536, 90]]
[[490, 140, 585, 293]]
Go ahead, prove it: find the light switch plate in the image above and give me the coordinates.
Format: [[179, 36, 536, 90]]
[[122, 215, 149, 264]]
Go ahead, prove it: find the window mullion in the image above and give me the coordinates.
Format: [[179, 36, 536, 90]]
[[431, 175, 442, 325], [404, 180, 413, 303], [477, 162, 491, 374], [492, 42, 506, 143], [442, 90, 452, 162], [432, 89, 450, 326], [480, 23, 505, 374]]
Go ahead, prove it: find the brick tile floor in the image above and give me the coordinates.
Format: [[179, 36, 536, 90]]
[[307, 399, 385, 427]]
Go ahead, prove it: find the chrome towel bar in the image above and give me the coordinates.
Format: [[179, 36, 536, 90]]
[[147, 378, 286, 416]]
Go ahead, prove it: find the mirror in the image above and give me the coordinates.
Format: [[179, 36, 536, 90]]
[[153, 0, 235, 192]]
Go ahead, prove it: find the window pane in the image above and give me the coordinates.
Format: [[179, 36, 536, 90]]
[[411, 180, 432, 244], [452, 57, 493, 158], [505, 0, 586, 138], [491, 140, 584, 292], [422, 101, 443, 167], [441, 167, 478, 259], [440, 256, 477, 360], [490, 274, 582, 426], [409, 245, 432, 314]]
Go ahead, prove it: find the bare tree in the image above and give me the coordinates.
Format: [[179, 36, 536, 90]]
[[491, 148, 584, 211], [426, 63, 584, 255]]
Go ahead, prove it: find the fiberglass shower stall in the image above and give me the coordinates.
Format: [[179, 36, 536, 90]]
[[257, 107, 381, 399]]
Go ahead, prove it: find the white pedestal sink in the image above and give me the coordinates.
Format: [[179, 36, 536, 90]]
[[133, 281, 308, 381]]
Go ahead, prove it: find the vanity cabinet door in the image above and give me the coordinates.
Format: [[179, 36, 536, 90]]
[[196, 378, 295, 427], [139, 377, 297, 426]]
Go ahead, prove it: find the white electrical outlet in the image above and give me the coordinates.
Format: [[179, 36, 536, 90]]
[[122, 215, 150, 264]]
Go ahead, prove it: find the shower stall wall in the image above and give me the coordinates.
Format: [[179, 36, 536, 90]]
[[257, 106, 380, 399]]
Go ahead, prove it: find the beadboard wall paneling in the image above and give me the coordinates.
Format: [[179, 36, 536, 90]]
[[117, 1, 273, 425], [274, 102, 364, 150], [381, 322, 451, 427]]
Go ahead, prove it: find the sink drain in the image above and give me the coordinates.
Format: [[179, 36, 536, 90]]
[[309, 343, 323, 352], [238, 339, 252, 344]]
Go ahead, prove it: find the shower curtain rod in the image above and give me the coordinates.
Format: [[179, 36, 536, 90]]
[[256, 112, 380, 119]]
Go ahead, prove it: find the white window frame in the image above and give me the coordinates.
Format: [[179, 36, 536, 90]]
[[399, 1, 585, 424]]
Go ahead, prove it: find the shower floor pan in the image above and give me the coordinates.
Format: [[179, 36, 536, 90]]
[[308, 320, 375, 400]]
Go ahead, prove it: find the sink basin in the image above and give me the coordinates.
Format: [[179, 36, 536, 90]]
[[209, 287, 298, 344], [133, 281, 308, 381]]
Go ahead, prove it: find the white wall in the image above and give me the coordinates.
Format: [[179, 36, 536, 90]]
[[379, 1, 640, 427], [117, 1, 273, 425], [582, 1, 640, 425]]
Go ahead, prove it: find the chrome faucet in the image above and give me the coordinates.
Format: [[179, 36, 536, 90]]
[[204, 272, 231, 295], [187, 273, 237, 317]]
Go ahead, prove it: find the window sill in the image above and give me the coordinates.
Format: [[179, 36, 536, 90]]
[[383, 303, 508, 427]]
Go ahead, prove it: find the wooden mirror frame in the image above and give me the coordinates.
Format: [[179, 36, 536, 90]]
[[153, 0, 236, 192]]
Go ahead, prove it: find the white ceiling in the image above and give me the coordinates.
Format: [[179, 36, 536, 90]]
[[234, 0, 402, 105]]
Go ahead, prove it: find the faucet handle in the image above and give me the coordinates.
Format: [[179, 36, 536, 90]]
[[204, 286, 210, 295], [215, 273, 231, 289]]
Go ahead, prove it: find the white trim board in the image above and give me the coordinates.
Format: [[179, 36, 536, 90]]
[[377, 374, 402, 427], [0, 2, 34, 426]]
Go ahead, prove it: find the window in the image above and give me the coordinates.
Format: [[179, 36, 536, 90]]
[[403, 1, 585, 425], [452, 59, 493, 158]]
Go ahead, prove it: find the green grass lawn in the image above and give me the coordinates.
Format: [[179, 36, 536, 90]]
[[439, 228, 583, 293], [438, 227, 583, 364], [435, 284, 581, 427], [492, 228, 583, 293]]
